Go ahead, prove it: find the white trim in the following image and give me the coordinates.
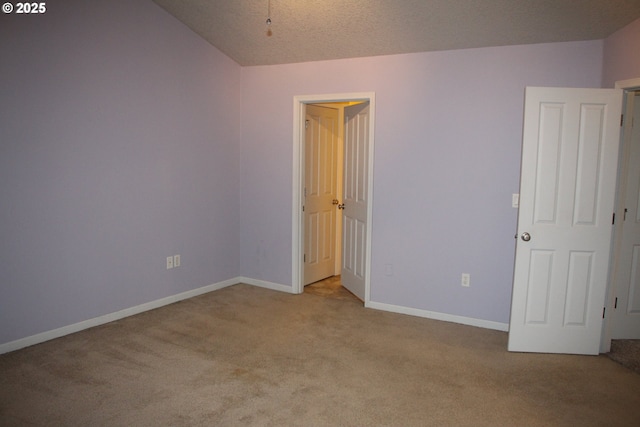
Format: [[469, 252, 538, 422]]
[[292, 96, 304, 294], [615, 78, 640, 89], [0, 278, 239, 355], [238, 277, 295, 293], [364, 97, 376, 304], [1, 274, 512, 355], [367, 301, 510, 332], [292, 92, 376, 303]]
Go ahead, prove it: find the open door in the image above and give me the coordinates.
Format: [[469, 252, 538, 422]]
[[341, 102, 370, 301], [508, 87, 622, 355], [610, 90, 640, 339], [303, 105, 339, 285]]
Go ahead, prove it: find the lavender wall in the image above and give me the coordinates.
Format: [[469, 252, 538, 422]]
[[602, 18, 640, 87], [0, 0, 241, 344], [240, 41, 604, 324]]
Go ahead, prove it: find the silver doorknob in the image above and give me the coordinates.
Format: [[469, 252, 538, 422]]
[[338, 204, 345, 210], [521, 232, 531, 242]]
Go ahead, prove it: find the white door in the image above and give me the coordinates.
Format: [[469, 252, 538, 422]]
[[341, 102, 370, 301], [304, 105, 339, 285], [508, 87, 622, 355], [611, 90, 640, 339]]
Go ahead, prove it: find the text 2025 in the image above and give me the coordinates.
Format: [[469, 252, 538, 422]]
[[16, 2, 46, 13]]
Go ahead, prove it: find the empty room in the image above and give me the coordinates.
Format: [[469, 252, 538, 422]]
[[2, 0, 640, 425]]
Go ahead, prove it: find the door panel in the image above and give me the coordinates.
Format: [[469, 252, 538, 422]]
[[564, 251, 593, 326], [524, 250, 553, 324], [612, 91, 640, 338], [341, 102, 369, 301], [304, 105, 339, 285], [509, 87, 622, 355]]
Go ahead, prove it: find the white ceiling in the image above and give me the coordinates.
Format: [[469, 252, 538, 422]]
[[152, 0, 640, 66]]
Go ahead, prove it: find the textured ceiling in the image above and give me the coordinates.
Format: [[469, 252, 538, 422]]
[[152, 0, 640, 66]]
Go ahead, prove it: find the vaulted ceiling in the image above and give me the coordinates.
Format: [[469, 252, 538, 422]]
[[152, 0, 640, 66]]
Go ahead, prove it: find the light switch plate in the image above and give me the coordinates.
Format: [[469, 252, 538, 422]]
[[461, 273, 470, 287], [512, 193, 519, 208]]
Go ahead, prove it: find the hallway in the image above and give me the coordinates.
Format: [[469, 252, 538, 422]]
[[304, 276, 361, 302]]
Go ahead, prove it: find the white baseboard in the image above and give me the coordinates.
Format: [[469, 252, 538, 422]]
[[238, 277, 296, 294], [1, 277, 507, 355], [0, 278, 239, 355], [239, 277, 508, 331], [366, 300, 509, 332]]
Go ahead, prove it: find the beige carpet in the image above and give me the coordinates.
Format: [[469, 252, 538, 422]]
[[1, 283, 640, 426], [609, 340, 640, 375]]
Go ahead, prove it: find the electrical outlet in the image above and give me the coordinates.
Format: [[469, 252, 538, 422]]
[[174, 254, 181, 267], [166, 256, 174, 269], [461, 273, 470, 287]]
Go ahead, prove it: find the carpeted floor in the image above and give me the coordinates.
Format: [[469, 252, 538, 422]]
[[1, 282, 640, 426], [608, 339, 640, 375]]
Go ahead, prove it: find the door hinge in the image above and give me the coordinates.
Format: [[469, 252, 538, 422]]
[[612, 212, 615, 225], [615, 297, 618, 309], [305, 119, 310, 129], [624, 208, 628, 221], [603, 307, 606, 319], [621, 114, 624, 126], [304, 254, 306, 262]]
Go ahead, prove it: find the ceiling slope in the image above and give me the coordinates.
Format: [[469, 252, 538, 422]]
[[152, 0, 640, 66]]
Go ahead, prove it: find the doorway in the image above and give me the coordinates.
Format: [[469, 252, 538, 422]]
[[506, 81, 640, 355], [304, 276, 361, 302], [291, 92, 376, 304], [604, 78, 640, 348]]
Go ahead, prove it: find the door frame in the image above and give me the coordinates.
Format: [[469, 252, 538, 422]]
[[291, 92, 376, 303], [602, 77, 640, 352]]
